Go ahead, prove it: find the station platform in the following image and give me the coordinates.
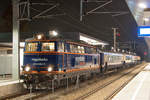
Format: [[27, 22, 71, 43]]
[[0, 79, 23, 86], [112, 63, 150, 100], [0, 79, 24, 98]]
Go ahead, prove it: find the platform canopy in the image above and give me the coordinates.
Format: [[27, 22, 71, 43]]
[[126, 0, 150, 26]]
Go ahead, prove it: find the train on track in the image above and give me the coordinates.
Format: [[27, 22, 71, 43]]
[[21, 34, 141, 89]]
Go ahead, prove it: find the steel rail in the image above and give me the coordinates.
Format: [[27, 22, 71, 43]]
[[0, 91, 29, 100]]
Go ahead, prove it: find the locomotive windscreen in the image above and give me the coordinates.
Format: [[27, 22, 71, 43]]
[[41, 42, 55, 51], [25, 42, 38, 52]]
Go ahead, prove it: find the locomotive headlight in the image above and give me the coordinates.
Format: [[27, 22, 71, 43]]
[[48, 67, 53, 72], [47, 65, 54, 72], [25, 66, 31, 72]]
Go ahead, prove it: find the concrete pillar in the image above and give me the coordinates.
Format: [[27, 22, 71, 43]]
[[12, 0, 20, 80]]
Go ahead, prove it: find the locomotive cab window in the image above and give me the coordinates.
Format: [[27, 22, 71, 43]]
[[26, 42, 38, 52], [42, 42, 55, 51]]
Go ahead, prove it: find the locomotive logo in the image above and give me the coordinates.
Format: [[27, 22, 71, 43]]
[[32, 58, 48, 66], [32, 58, 48, 62]]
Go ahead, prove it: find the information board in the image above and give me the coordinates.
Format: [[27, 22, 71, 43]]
[[138, 26, 150, 37]]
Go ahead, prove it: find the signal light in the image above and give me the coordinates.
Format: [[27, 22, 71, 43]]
[[116, 33, 120, 37], [144, 52, 147, 55]]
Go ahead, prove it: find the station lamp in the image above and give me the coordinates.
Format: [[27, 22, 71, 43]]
[[144, 18, 149, 22], [37, 34, 42, 39], [138, 3, 147, 9], [49, 30, 58, 37], [35, 34, 45, 40]]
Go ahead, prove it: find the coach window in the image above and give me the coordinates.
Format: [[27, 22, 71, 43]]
[[58, 42, 64, 52], [91, 48, 93, 53], [86, 47, 91, 53], [78, 46, 81, 53], [94, 48, 97, 53], [26, 42, 38, 52], [91, 48, 96, 54], [81, 46, 85, 53], [70, 44, 75, 53], [42, 42, 55, 51], [84, 47, 87, 53], [65, 44, 69, 52], [70, 44, 76, 53], [70, 44, 73, 53], [74, 45, 78, 53]]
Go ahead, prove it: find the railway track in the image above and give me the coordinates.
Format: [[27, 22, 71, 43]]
[[0, 91, 29, 100], [75, 63, 147, 100], [1, 63, 146, 100]]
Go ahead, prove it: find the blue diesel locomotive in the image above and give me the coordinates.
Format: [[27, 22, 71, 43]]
[[21, 34, 140, 89]]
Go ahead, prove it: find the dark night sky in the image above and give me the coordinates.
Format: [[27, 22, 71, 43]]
[[0, 0, 11, 32]]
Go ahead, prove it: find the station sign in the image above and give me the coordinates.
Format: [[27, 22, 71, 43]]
[[138, 26, 150, 37]]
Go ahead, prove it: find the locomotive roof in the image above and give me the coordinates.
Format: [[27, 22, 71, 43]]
[[25, 37, 97, 48]]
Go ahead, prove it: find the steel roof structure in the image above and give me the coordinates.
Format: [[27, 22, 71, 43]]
[[0, 0, 141, 45]]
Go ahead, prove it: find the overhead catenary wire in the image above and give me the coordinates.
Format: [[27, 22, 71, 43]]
[[56, 2, 114, 40]]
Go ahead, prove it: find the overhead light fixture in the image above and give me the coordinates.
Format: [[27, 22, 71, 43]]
[[49, 30, 58, 36], [138, 3, 147, 9], [37, 35, 42, 39], [144, 18, 149, 22], [35, 33, 45, 40], [79, 35, 108, 45]]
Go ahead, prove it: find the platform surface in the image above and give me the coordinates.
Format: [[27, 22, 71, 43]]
[[112, 63, 150, 100], [0, 79, 23, 86], [0, 79, 24, 97]]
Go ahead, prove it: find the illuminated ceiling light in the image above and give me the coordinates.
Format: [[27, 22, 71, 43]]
[[20, 42, 25, 47], [37, 35, 42, 39], [80, 35, 108, 45], [52, 31, 58, 36], [144, 18, 149, 22], [49, 31, 58, 36], [138, 3, 147, 9]]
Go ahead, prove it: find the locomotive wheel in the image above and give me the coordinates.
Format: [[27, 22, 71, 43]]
[[100, 66, 104, 73]]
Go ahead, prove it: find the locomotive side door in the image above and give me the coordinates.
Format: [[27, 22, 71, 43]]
[[100, 53, 104, 72]]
